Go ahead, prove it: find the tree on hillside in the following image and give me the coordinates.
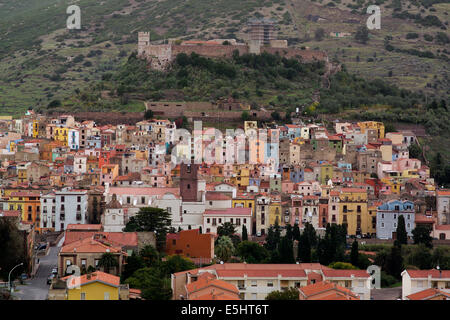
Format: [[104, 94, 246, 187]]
[[298, 231, 312, 263], [396, 215, 408, 245], [123, 207, 171, 252], [408, 244, 433, 270], [144, 109, 154, 120], [241, 111, 250, 122], [350, 239, 359, 267], [412, 225, 433, 248], [265, 287, 299, 300], [315, 28, 325, 41], [215, 236, 234, 262], [408, 143, 422, 161], [98, 253, 118, 274], [125, 267, 172, 300], [160, 255, 195, 277], [355, 26, 369, 44]]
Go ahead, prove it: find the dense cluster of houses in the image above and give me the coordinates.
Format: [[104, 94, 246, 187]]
[[1, 110, 449, 300]]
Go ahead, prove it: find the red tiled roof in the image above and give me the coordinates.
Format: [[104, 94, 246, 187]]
[[299, 281, 359, 300], [64, 271, 120, 288], [64, 232, 138, 247], [405, 269, 450, 279], [206, 192, 231, 201], [437, 190, 450, 196], [66, 224, 102, 231], [186, 278, 239, 295], [414, 214, 435, 224], [436, 225, 450, 231], [192, 292, 240, 300], [0, 210, 21, 217], [60, 237, 124, 254], [406, 288, 450, 300]]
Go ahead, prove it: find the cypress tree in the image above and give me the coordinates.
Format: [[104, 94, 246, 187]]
[[396, 215, 408, 245], [293, 223, 301, 241], [242, 225, 248, 241], [350, 239, 359, 267], [298, 232, 311, 263]]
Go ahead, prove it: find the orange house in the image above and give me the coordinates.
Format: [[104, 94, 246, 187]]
[[166, 229, 214, 264]]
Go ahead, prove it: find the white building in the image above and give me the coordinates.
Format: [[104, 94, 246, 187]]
[[102, 194, 125, 232], [40, 193, 56, 231], [401, 269, 450, 300], [54, 188, 88, 231], [203, 207, 252, 236]]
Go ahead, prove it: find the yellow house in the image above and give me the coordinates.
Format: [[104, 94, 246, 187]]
[[7, 191, 41, 232], [357, 121, 385, 139], [17, 162, 31, 183], [244, 121, 258, 134], [65, 271, 129, 300], [381, 178, 402, 195], [230, 166, 250, 188], [54, 127, 69, 146], [269, 199, 282, 226], [339, 188, 369, 236], [232, 195, 255, 215], [320, 162, 334, 184]]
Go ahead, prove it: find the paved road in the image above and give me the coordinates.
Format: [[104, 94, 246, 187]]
[[371, 287, 402, 300], [13, 238, 63, 300]]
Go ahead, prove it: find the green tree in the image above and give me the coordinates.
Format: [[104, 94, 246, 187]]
[[264, 221, 281, 252], [328, 262, 358, 270], [278, 236, 295, 263], [293, 223, 301, 241], [161, 255, 195, 277], [265, 287, 299, 300], [241, 111, 250, 122], [315, 28, 325, 41], [242, 225, 248, 241], [408, 244, 433, 269], [217, 222, 236, 238], [298, 231, 311, 262], [144, 109, 154, 120], [271, 111, 281, 121], [355, 26, 369, 44], [386, 241, 403, 279], [98, 253, 118, 274], [396, 215, 408, 245], [412, 225, 433, 248], [121, 252, 144, 282], [139, 245, 160, 267], [215, 236, 234, 262], [408, 143, 422, 160], [350, 239, 359, 266], [125, 267, 172, 300], [236, 241, 269, 263], [124, 207, 171, 252]]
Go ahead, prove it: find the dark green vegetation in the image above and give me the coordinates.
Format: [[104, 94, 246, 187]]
[[123, 207, 172, 251], [121, 244, 196, 300], [89, 51, 325, 111], [0, 218, 27, 281]]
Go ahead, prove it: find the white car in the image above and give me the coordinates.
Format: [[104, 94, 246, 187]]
[[52, 267, 58, 275]]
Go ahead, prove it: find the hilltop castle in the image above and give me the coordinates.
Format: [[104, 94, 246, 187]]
[[137, 20, 328, 70]]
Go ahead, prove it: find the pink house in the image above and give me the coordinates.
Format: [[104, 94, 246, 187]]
[[282, 181, 295, 193]]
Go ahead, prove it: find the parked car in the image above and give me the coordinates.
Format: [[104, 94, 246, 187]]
[[52, 267, 58, 275], [47, 274, 54, 285], [256, 231, 261, 237]]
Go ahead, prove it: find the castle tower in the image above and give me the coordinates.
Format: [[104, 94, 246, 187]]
[[138, 32, 150, 56], [180, 162, 199, 202]]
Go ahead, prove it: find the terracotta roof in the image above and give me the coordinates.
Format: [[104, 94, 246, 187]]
[[64, 271, 120, 288], [192, 292, 240, 300], [437, 190, 450, 196], [205, 192, 231, 201], [66, 224, 102, 231], [435, 225, 450, 230], [64, 232, 138, 248], [60, 237, 124, 254], [0, 210, 21, 217], [186, 278, 239, 295], [341, 188, 366, 193], [405, 269, 450, 279], [299, 281, 359, 300], [406, 288, 450, 300], [414, 214, 435, 224]]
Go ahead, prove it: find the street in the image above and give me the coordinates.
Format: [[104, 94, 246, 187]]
[[13, 237, 63, 300]]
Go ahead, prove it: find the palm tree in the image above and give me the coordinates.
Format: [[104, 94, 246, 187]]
[[98, 252, 118, 274], [215, 236, 235, 262]]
